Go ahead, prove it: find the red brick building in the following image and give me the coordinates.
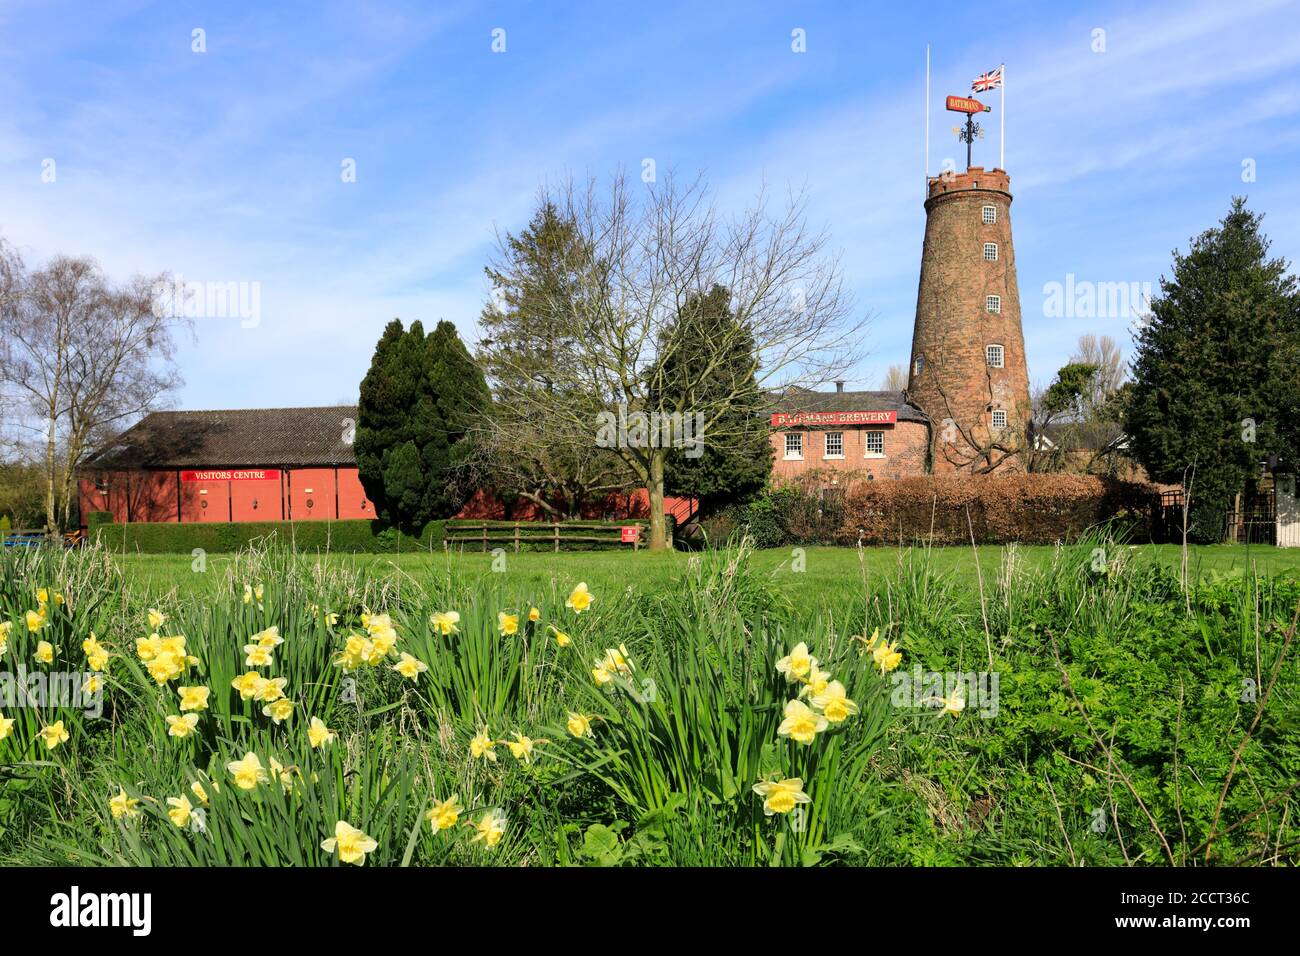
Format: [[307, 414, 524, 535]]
[[79, 406, 374, 524]]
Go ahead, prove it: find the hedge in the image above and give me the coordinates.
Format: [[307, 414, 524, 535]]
[[836, 474, 1159, 546], [87, 518, 445, 554]]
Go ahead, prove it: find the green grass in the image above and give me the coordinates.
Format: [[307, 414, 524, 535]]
[[2, 535, 1298, 867]]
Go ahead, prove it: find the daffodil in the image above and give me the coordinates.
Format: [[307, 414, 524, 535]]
[[752, 777, 811, 816], [39, 721, 69, 750], [178, 686, 210, 711], [872, 639, 903, 674], [25, 608, 46, 632], [231, 671, 267, 701], [227, 752, 268, 790], [147, 608, 166, 630], [82, 673, 102, 695], [468, 809, 507, 848], [322, 611, 339, 626], [777, 699, 828, 745], [262, 698, 294, 724], [426, 795, 463, 832], [321, 821, 378, 865], [430, 610, 460, 635], [392, 652, 428, 681], [34, 640, 54, 664], [243, 643, 274, 667], [528, 606, 541, 622], [505, 732, 539, 764], [939, 686, 966, 717], [566, 582, 593, 614], [811, 680, 859, 723], [307, 716, 336, 748], [191, 780, 211, 806], [469, 729, 497, 762], [497, 611, 519, 636], [776, 642, 817, 682], [800, 665, 833, 699], [167, 795, 193, 828], [550, 625, 571, 648], [566, 712, 594, 738], [252, 625, 283, 649], [254, 676, 288, 703], [243, 583, 264, 607], [109, 788, 140, 820], [335, 634, 373, 671], [0, 712, 13, 741], [167, 713, 200, 738]]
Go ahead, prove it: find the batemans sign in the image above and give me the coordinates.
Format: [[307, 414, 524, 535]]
[[945, 95, 989, 114], [181, 470, 281, 482], [770, 411, 898, 427]]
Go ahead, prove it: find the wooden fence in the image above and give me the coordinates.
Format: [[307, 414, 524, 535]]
[[442, 520, 649, 553]]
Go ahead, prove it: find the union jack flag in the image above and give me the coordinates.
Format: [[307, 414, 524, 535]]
[[972, 64, 1003, 93]]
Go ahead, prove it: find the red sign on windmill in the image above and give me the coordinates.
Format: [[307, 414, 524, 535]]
[[945, 95, 990, 115]]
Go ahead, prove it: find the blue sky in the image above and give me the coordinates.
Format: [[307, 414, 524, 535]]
[[2, 0, 1298, 409]]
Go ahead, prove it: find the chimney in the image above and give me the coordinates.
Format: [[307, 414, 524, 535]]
[[835, 381, 845, 393]]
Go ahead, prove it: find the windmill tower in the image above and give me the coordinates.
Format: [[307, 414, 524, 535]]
[[906, 164, 1031, 473]]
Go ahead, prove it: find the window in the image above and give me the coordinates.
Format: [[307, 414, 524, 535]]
[[982, 205, 997, 224], [986, 344, 1004, 368], [865, 431, 885, 456], [991, 409, 1008, 430], [986, 294, 1001, 313], [983, 242, 999, 261], [824, 432, 844, 458], [914, 354, 925, 376], [784, 433, 803, 459]]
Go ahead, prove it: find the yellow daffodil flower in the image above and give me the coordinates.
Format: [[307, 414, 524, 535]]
[[0, 712, 13, 740], [25, 608, 46, 633], [752, 777, 811, 816], [252, 626, 283, 649], [497, 611, 519, 636], [191, 780, 211, 805], [430, 610, 460, 635], [528, 606, 540, 622], [262, 698, 295, 724], [321, 821, 378, 865], [231, 671, 267, 701], [776, 642, 817, 682], [308, 716, 336, 748], [34, 640, 54, 664], [82, 674, 102, 696], [254, 676, 288, 703], [147, 608, 166, 630], [550, 625, 571, 647], [566, 712, 594, 738], [167, 713, 200, 738], [468, 809, 507, 847], [167, 795, 192, 828], [505, 732, 539, 764], [872, 639, 903, 674], [109, 787, 140, 820], [811, 681, 859, 723], [392, 652, 428, 681], [243, 643, 274, 667], [178, 686, 210, 711], [39, 720, 70, 750], [939, 686, 966, 717], [426, 795, 463, 832], [469, 729, 497, 761], [777, 699, 828, 745], [227, 752, 268, 790], [566, 582, 593, 614]]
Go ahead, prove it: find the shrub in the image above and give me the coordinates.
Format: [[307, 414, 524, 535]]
[[89, 519, 445, 554]]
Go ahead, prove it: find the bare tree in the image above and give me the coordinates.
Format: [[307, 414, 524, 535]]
[[1070, 333, 1125, 410], [479, 172, 862, 549], [0, 250, 188, 533], [881, 363, 908, 392]]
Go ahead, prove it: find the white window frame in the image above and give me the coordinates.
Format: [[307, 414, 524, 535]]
[[986, 294, 1001, 313], [991, 409, 1008, 430], [983, 242, 999, 261], [986, 344, 1004, 368], [914, 354, 925, 376], [864, 430, 885, 458], [982, 205, 997, 224], [783, 432, 804, 460], [823, 431, 844, 460]]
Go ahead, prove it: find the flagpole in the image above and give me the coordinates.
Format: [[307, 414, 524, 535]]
[[999, 62, 1005, 169], [925, 44, 931, 196]]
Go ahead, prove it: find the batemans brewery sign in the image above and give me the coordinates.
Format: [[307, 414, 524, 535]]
[[181, 469, 281, 482], [770, 411, 898, 427]]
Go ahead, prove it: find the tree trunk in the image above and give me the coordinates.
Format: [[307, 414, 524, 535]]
[[44, 412, 59, 536], [647, 449, 668, 551]]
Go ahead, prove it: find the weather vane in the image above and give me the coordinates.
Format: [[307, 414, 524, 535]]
[[946, 94, 990, 170]]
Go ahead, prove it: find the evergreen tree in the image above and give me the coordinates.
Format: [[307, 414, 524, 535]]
[[355, 318, 489, 530], [1126, 198, 1300, 541], [652, 284, 773, 517]]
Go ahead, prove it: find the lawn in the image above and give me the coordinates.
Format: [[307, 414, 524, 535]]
[[2, 534, 1298, 867]]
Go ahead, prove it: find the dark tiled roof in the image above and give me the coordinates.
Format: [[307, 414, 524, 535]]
[[764, 387, 927, 423], [84, 406, 360, 470]]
